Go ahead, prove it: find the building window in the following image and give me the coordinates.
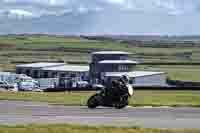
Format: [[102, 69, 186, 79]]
[[60, 73, 66, 78], [17, 68, 22, 74], [25, 69, 31, 76], [33, 70, 39, 78], [120, 56, 127, 60], [43, 72, 49, 78], [52, 72, 57, 78], [118, 65, 128, 71], [70, 73, 76, 78]]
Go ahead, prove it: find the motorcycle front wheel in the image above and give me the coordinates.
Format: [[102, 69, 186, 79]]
[[114, 96, 128, 109]]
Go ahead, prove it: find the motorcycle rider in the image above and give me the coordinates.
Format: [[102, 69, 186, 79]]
[[87, 75, 132, 109], [118, 75, 130, 96], [109, 75, 130, 101]]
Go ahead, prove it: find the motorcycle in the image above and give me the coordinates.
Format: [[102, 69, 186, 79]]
[[87, 84, 133, 109]]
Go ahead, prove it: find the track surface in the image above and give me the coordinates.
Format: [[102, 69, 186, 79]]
[[0, 101, 200, 129]]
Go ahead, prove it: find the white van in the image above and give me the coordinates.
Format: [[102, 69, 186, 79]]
[[17, 75, 39, 91], [0, 81, 14, 89]]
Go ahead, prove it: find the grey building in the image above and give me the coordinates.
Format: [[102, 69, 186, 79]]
[[16, 63, 89, 80], [89, 51, 167, 86], [16, 63, 65, 78], [16, 51, 167, 87], [90, 51, 137, 84]]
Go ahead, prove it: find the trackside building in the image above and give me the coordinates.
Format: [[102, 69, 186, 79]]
[[16, 51, 167, 87], [89, 51, 166, 87]]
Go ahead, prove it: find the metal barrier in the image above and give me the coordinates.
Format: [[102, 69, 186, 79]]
[[36, 78, 59, 89], [0, 72, 18, 84], [167, 79, 200, 87]]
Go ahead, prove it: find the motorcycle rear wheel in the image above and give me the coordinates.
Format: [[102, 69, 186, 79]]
[[87, 94, 102, 109], [114, 96, 128, 109]]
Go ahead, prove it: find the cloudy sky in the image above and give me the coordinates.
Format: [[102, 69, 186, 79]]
[[0, 0, 200, 35]]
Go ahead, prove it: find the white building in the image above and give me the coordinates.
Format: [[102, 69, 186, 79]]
[[16, 63, 90, 88], [15, 51, 167, 88], [104, 71, 167, 87], [90, 51, 167, 87], [16, 63, 89, 80]]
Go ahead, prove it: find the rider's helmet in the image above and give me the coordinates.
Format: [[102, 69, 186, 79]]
[[120, 75, 129, 84]]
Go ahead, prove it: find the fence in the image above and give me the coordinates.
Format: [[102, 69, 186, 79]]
[[36, 78, 59, 89], [167, 79, 200, 87], [0, 72, 18, 84]]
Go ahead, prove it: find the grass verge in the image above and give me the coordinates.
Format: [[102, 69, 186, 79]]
[[1, 90, 200, 107], [0, 124, 199, 133]]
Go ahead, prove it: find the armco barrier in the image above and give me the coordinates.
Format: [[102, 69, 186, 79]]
[[167, 79, 200, 87], [134, 86, 200, 90], [36, 78, 59, 89], [43, 86, 200, 92], [140, 62, 200, 65]]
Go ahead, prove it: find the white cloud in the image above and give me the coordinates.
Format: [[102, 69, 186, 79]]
[[0, 9, 39, 19], [77, 5, 89, 13], [0, 0, 200, 17], [9, 9, 34, 16], [2, 0, 69, 6], [107, 0, 125, 5], [0, 0, 200, 35]]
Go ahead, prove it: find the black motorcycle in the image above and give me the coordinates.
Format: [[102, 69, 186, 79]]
[[87, 84, 133, 109]]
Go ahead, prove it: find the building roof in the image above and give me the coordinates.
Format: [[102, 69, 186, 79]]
[[92, 51, 130, 55], [42, 65, 89, 72], [16, 62, 65, 68], [105, 71, 165, 78], [98, 60, 138, 64]]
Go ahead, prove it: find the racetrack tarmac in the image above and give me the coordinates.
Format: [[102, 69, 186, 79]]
[[0, 100, 200, 129]]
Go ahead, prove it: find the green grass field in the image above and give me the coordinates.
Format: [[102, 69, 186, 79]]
[[0, 34, 200, 81], [1, 91, 200, 107], [0, 34, 199, 59], [139, 65, 200, 82], [0, 124, 199, 133]]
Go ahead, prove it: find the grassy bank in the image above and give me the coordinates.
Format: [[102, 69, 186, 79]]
[[0, 124, 200, 133], [1, 90, 200, 107], [139, 65, 200, 82], [1, 35, 200, 81], [0, 35, 200, 63]]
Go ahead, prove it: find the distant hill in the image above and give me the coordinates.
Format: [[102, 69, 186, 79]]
[[1, 34, 200, 48], [82, 35, 200, 42], [81, 35, 200, 48]]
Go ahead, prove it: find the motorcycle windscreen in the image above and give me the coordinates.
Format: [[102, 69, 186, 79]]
[[127, 84, 134, 96]]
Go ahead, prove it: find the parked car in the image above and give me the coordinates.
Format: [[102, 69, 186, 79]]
[[91, 84, 104, 90], [76, 81, 89, 88], [18, 79, 39, 91], [16, 76, 39, 91], [32, 88, 43, 92], [0, 81, 14, 89]]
